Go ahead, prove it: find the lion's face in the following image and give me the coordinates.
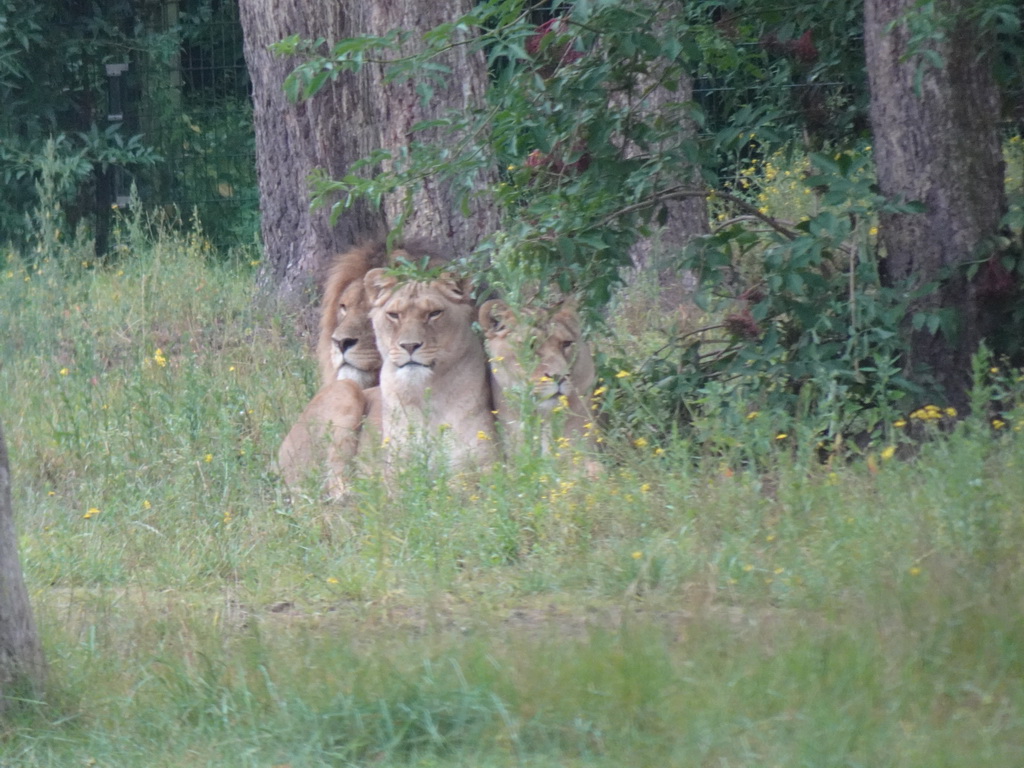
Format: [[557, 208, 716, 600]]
[[365, 269, 478, 383], [327, 279, 382, 390], [480, 299, 596, 411]]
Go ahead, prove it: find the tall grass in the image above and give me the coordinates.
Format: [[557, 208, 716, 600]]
[[2, 209, 1023, 766]]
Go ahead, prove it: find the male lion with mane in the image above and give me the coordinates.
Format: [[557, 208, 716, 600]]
[[479, 297, 601, 474], [364, 267, 498, 472]]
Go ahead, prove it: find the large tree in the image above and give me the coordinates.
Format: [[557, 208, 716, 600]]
[[0, 422, 46, 712], [239, 0, 498, 307], [865, 0, 1009, 410]]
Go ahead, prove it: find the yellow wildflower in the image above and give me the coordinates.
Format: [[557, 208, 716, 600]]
[[59, 368, 69, 376], [775, 433, 788, 440], [992, 419, 1006, 430], [83, 507, 100, 520], [880, 445, 896, 460], [633, 437, 648, 448], [746, 411, 760, 420], [153, 348, 167, 367], [477, 431, 491, 440], [204, 453, 213, 463], [615, 370, 630, 379], [631, 551, 643, 560]]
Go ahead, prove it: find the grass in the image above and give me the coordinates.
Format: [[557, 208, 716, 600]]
[[2, 213, 1024, 766]]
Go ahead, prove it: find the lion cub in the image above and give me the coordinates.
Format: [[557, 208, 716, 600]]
[[479, 297, 601, 473]]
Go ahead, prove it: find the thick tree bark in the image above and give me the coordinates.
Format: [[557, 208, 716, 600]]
[[0, 422, 46, 711], [864, 0, 1006, 410], [362, 0, 500, 250], [240, 0, 386, 308], [239, 0, 497, 308]]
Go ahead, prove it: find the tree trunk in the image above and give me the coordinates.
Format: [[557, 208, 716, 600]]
[[864, 0, 1006, 411], [361, 0, 500, 249], [239, 0, 497, 308], [624, 70, 707, 303], [240, 0, 387, 309], [0, 422, 46, 712]]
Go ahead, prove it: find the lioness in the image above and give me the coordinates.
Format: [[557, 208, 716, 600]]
[[365, 267, 498, 471], [281, 240, 449, 496], [479, 298, 600, 472], [318, 240, 447, 388], [276, 379, 366, 497]]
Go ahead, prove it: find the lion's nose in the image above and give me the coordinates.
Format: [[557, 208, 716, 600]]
[[334, 337, 358, 353], [400, 341, 422, 355]]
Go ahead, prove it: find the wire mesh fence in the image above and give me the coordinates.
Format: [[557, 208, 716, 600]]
[[118, 0, 257, 247]]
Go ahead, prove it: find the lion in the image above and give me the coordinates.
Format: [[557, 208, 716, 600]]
[[317, 240, 450, 388], [276, 378, 367, 498], [364, 267, 498, 471], [479, 297, 601, 473], [279, 240, 451, 496]]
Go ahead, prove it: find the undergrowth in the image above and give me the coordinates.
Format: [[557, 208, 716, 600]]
[[1, 203, 1023, 765]]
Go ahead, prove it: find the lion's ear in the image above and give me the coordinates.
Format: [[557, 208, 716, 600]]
[[479, 299, 510, 338], [433, 273, 473, 304], [364, 268, 397, 305]]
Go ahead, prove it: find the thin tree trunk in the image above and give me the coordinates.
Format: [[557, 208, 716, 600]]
[[624, 71, 707, 302], [864, 0, 1006, 410], [0, 422, 46, 712]]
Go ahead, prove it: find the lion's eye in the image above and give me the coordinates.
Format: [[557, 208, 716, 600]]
[[338, 304, 347, 317], [427, 309, 443, 321], [386, 311, 399, 322], [561, 340, 574, 353]]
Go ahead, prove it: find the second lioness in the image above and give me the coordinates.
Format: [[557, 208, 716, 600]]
[[479, 298, 600, 469]]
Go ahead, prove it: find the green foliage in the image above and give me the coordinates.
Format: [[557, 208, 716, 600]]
[[4, 221, 1024, 765], [283, 0, 873, 298], [612, 146, 931, 452], [0, 0, 256, 251], [281, 0, 1023, 447]]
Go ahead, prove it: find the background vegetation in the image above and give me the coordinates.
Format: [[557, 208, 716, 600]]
[[3, 0, 1024, 764], [2, 155, 1024, 765], [0, 0, 257, 251]]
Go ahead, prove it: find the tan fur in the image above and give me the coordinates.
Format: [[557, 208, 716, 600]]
[[317, 240, 452, 388], [283, 240, 452, 495], [276, 379, 367, 498], [365, 268, 498, 471], [480, 298, 600, 473]]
